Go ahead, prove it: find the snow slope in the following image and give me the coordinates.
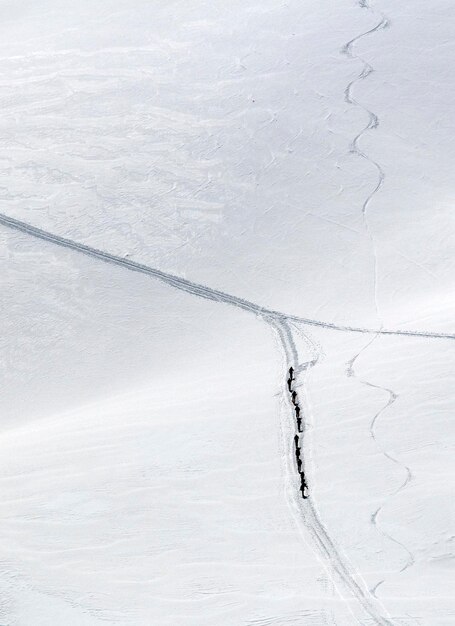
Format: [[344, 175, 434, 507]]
[[1, 0, 454, 624]]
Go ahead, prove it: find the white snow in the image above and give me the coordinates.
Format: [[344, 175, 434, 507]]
[[1, 0, 454, 624]]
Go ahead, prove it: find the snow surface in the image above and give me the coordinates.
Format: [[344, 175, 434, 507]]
[[1, 0, 454, 624]]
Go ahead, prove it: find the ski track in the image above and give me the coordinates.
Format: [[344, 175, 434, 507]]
[[1, 210, 454, 342], [0, 4, 449, 624], [274, 321, 394, 625], [341, 2, 418, 621], [341, 1, 389, 324], [346, 337, 415, 597]]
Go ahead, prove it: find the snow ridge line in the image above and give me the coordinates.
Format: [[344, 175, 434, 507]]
[[0, 211, 454, 341]]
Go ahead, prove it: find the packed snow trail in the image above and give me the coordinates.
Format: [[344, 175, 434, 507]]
[[0, 210, 454, 341], [273, 320, 395, 625]]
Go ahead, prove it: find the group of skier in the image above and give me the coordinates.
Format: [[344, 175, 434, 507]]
[[287, 367, 308, 500]]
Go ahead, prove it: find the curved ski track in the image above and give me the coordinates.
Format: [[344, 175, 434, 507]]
[[342, 1, 417, 619], [341, 2, 389, 322], [346, 338, 415, 600]]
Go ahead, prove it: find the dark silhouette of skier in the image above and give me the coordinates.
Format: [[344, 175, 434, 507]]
[[300, 475, 308, 499], [293, 428, 308, 499], [294, 434, 300, 456], [295, 438, 302, 472], [287, 367, 294, 392], [295, 406, 302, 431]]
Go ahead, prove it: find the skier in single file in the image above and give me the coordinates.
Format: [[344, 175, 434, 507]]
[[295, 404, 302, 431], [287, 367, 294, 392], [300, 476, 309, 499], [294, 434, 300, 457]]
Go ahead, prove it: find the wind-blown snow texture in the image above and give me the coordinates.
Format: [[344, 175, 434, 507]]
[[1, 1, 454, 625]]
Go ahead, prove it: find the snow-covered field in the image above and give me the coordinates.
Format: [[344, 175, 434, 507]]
[[1, 1, 454, 624]]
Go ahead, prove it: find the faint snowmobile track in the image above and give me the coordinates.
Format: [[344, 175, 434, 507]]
[[0, 211, 454, 341]]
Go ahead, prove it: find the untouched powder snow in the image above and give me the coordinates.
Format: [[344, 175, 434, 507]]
[[1, 0, 454, 624]]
